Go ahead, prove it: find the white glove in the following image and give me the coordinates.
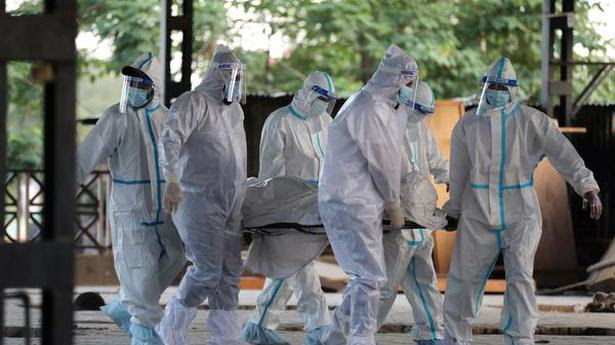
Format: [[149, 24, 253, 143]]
[[385, 202, 404, 230], [163, 181, 183, 214]]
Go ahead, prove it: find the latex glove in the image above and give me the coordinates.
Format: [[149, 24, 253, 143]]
[[444, 215, 458, 231], [583, 190, 603, 220], [163, 181, 183, 214], [385, 202, 404, 230]]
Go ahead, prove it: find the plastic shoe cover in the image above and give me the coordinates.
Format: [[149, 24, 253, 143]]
[[207, 309, 250, 345], [130, 323, 164, 345], [156, 297, 197, 345], [348, 335, 375, 345], [303, 326, 327, 345], [101, 299, 132, 335], [416, 340, 440, 345], [241, 321, 290, 345]]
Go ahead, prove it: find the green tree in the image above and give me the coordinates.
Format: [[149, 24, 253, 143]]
[[78, 0, 230, 80], [233, 0, 614, 102], [6, 62, 44, 170], [5, 0, 614, 169], [5, 0, 230, 169]]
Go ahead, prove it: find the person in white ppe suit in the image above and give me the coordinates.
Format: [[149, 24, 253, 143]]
[[76, 52, 185, 345], [376, 81, 446, 345], [318, 44, 419, 345], [156, 45, 248, 345], [242, 71, 336, 345], [439, 57, 603, 345]]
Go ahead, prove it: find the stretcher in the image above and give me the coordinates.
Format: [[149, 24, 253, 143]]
[[243, 219, 425, 237], [241, 175, 446, 278]]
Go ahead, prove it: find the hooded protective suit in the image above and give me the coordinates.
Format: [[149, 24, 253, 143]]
[[318, 44, 418, 345], [441, 57, 600, 345], [76, 52, 185, 344], [376, 81, 446, 343], [156, 45, 248, 345], [242, 72, 335, 345]]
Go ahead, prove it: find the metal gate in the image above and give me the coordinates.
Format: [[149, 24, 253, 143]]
[[0, 0, 77, 344]]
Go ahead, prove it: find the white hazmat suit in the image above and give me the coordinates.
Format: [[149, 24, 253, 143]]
[[76, 52, 185, 345], [318, 44, 418, 345], [376, 81, 446, 344], [242, 72, 335, 345], [441, 57, 601, 345], [156, 45, 248, 345]]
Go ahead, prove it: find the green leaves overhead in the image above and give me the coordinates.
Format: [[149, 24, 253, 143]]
[[234, 0, 613, 103], [78, 0, 230, 77]]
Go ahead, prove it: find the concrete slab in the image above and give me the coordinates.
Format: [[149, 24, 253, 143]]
[[3, 287, 614, 345], [4, 330, 615, 345]]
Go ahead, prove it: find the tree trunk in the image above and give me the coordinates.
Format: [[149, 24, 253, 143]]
[[359, 34, 374, 85]]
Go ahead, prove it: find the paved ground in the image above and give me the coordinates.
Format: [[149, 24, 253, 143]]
[[3, 287, 615, 344], [5, 333, 615, 345]]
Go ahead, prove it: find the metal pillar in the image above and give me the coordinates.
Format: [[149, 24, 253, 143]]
[[0, 2, 6, 340], [541, 0, 614, 125], [0, 0, 76, 343], [541, 0, 575, 125], [161, 0, 193, 106]]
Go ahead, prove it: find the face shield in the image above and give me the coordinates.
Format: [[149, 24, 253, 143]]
[[475, 75, 518, 115], [409, 100, 435, 123], [119, 68, 154, 113], [308, 84, 337, 116], [216, 62, 246, 105], [397, 68, 420, 109]]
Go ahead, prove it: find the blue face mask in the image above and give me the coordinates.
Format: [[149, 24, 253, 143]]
[[127, 88, 152, 108], [398, 85, 414, 106], [485, 89, 510, 107]]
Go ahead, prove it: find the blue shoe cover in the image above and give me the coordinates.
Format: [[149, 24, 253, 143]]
[[130, 323, 164, 345], [241, 321, 290, 345], [101, 299, 132, 335], [303, 326, 327, 345], [417, 340, 442, 345]]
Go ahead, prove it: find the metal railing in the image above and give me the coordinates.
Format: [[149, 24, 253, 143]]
[[2, 169, 111, 253]]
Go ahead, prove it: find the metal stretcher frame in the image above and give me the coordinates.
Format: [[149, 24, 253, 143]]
[[243, 219, 424, 237]]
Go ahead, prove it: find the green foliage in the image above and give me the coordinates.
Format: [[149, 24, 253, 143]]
[[234, 0, 614, 102], [6, 62, 44, 169], [5, 0, 614, 169], [78, 0, 230, 79], [6, 0, 230, 169]]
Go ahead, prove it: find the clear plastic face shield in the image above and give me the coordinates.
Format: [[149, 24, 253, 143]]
[[217, 62, 246, 105], [475, 75, 518, 115], [119, 71, 154, 113], [308, 84, 337, 116], [406, 94, 435, 124], [397, 68, 420, 109]]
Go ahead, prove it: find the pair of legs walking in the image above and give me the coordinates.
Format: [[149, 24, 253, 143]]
[[157, 191, 245, 345], [103, 211, 185, 345], [442, 216, 541, 345]]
